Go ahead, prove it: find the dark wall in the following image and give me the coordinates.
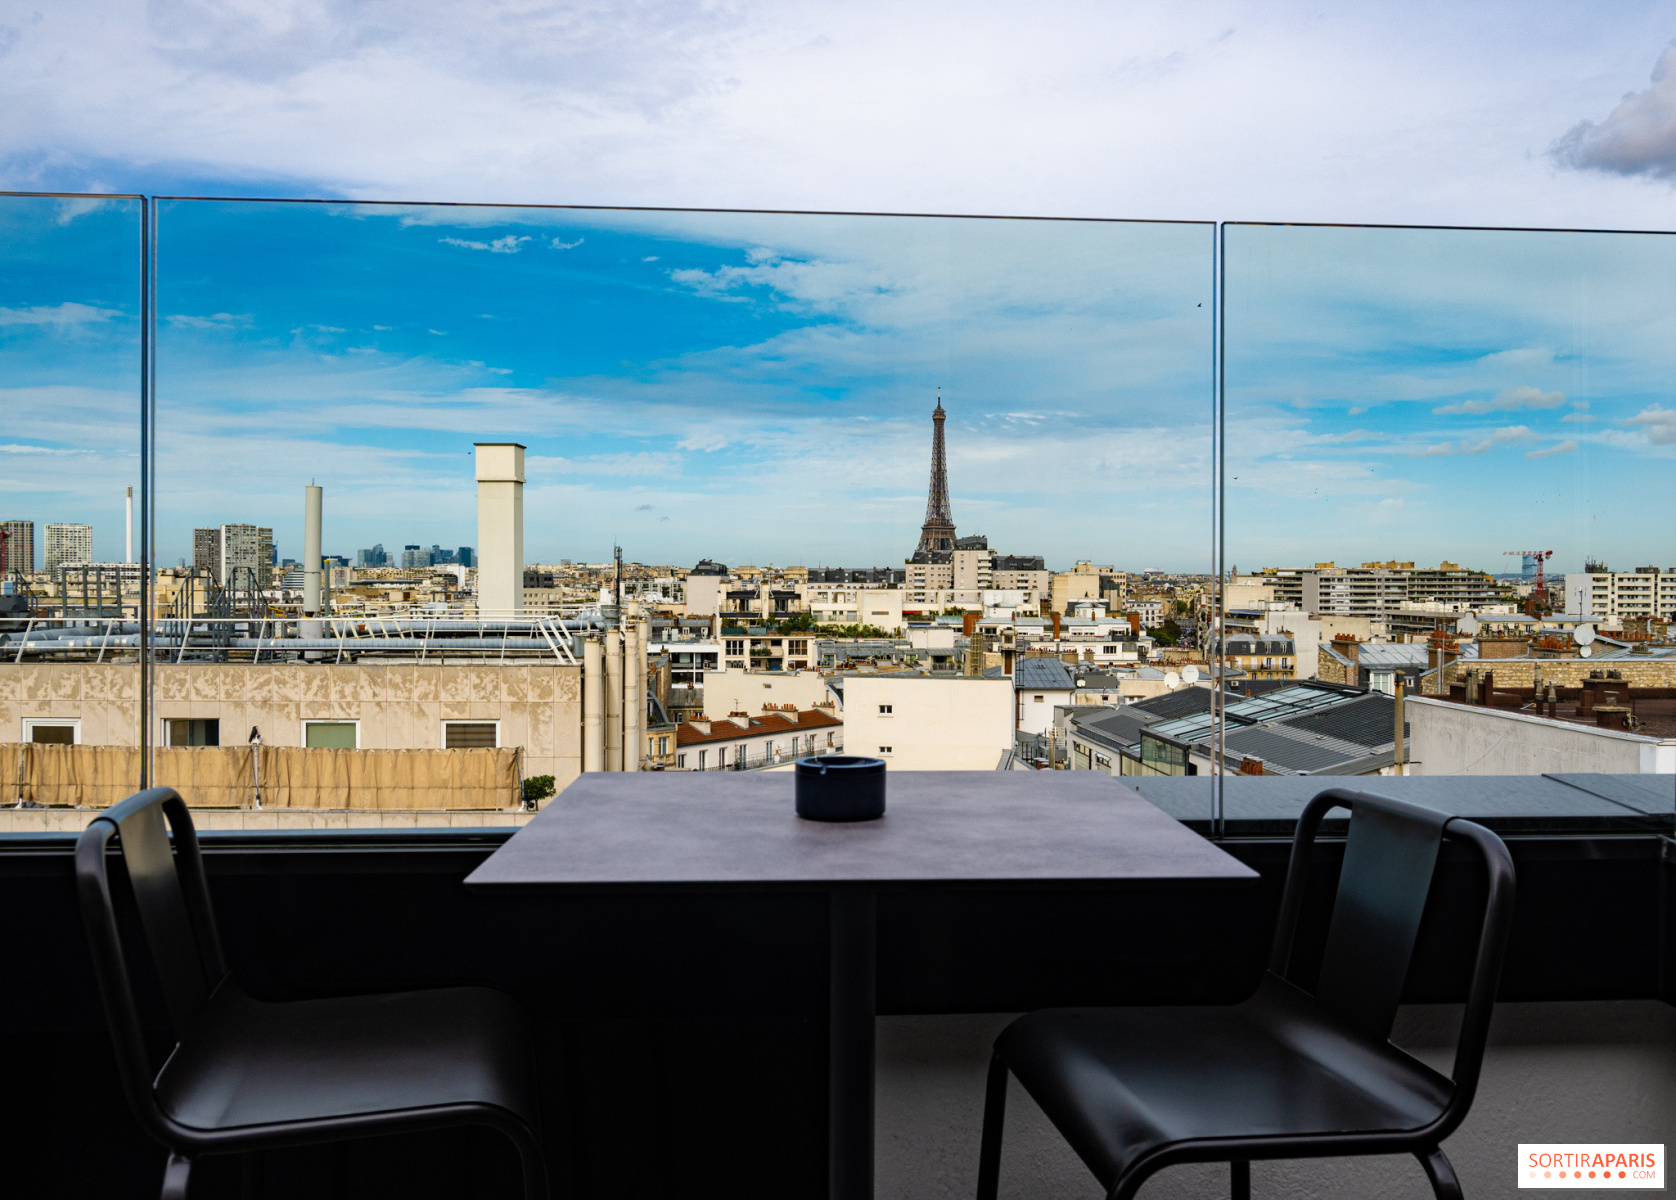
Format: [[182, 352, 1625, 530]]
[[5, 828, 1669, 1199]]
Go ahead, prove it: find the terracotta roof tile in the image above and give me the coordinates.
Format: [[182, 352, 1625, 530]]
[[676, 708, 843, 747]]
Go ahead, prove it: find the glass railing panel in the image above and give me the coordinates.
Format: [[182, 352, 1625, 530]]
[[0, 193, 144, 816], [1222, 221, 1676, 832], [152, 199, 1213, 824]]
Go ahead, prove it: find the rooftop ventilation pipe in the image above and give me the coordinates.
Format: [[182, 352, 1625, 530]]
[[604, 627, 624, 770], [583, 635, 604, 772]]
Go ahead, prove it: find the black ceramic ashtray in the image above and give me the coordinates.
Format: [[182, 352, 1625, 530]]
[[794, 756, 886, 822]]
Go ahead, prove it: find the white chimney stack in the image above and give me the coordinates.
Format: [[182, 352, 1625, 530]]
[[125, 486, 134, 564], [474, 442, 525, 615], [303, 484, 323, 618]]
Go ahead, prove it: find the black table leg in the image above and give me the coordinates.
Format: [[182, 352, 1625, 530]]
[[829, 886, 876, 1200]]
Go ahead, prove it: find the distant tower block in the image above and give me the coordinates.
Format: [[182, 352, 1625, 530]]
[[475, 442, 526, 615], [914, 392, 956, 560]]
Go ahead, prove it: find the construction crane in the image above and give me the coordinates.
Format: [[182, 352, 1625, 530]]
[[1504, 550, 1553, 593]]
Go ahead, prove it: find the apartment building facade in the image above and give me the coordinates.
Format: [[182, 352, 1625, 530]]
[[43, 523, 93, 570], [1564, 568, 1676, 620]]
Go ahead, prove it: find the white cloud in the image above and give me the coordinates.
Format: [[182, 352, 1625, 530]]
[[551, 237, 584, 250], [9, 2, 1676, 233], [439, 234, 531, 253], [1560, 411, 1594, 423], [1626, 404, 1676, 445], [1490, 424, 1536, 444], [0, 301, 122, 326], [1526, 439, 1578, 458], [1433, 385, 1566, 416], [1553, 43, 1676, 180], [166, 312, 252, 329]]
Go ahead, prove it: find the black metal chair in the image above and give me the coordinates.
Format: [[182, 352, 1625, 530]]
[[975, 787, 1515, 1200], [76, 787, 550, 1199]]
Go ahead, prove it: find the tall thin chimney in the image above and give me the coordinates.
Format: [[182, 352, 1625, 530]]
[[474, 442, 526, 615], [303, 484, 323, 618], [125, 486, 134, 564]]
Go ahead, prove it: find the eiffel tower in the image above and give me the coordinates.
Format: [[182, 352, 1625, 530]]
[[913, 391, 956, 561]]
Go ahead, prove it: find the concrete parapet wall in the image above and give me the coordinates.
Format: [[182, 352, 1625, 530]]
[[1407, 695, 1675, 776], [1440, 657, 1676, 690], [0, 806, 535, 833], [0, 660, 582, 789]]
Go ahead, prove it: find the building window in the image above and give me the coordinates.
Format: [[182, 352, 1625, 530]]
[[677, 753, 687, 768], [698, 750, 707, 769], [443, 721, 499, 749], [303, 721, 359, 749], [725, 639, 745, 656], [878, 704, 893, 715], [878, 745, 893, 755], [657, 736, 669, 755], [22, 718, 79, 745], [718, 746, 728, 766], [788, 639, 808, 655], [166, 718, 220, 747], [727, 660, 746, 670], [1033, 695, 1044, 703]]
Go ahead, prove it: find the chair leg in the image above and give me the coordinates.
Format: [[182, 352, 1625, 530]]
[[507, 1126, 550, 1200], [1230, 1159, 1251, 1200], [160, 1153, 192, 1200], [975, 1051, 1009, 1200], [1417, 1147, 1463, 1200]]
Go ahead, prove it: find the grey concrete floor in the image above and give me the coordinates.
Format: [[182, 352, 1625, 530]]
[[875, 1001, 1676, 1200]]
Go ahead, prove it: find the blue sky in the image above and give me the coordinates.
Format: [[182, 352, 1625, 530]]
[[5, 196, 1671, 576], [3, 197, 1216, 569], [1226, 224, 1676, 573]]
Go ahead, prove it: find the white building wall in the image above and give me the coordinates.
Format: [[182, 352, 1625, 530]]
[[1407, 696, 1675, 776], [1015, 687, 1073, 736], [843, 676, 1013, 770]]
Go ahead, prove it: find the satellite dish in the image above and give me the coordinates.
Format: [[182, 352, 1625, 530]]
[[1164, 670, 1181, 689], [1182, 665, 1201, 684], [1456, 616, 1479, 636], [1574, 625, 1596, 646], [1579, 645, 1593, 658]]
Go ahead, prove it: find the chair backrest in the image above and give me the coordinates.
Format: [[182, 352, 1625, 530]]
[[1267, 788, 1515, 1123], [76, 788, 229, 1132]]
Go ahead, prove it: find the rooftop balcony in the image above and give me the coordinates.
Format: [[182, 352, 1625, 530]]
[[7, 773, 1672, 1199]]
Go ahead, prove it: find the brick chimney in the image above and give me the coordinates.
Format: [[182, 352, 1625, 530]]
[[1332, 633, 1361, 665], [1051, 611, 1062, 640]]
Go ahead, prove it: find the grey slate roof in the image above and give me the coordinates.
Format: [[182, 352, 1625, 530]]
[[1278, 693, 1406, 750], [1069, 706, 1157, 751], [1221, 725, 1359, 774], [1130, 686, 1216, 721], [1014, 657, 1076, 690]]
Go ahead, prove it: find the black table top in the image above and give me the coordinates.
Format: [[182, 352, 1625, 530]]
[[465, 771, 1258, 888]]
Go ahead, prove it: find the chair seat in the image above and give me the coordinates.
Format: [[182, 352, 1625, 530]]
[[157, 981, 540, 1134], [997, 976, 1454, 1188]]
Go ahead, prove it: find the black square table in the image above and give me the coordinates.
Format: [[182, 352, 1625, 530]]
[[466, 769, 1258, 1200]]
